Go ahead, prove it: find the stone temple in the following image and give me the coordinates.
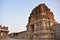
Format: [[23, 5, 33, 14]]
[[0, 25, 9, 38], [9, 4, 60, 40]]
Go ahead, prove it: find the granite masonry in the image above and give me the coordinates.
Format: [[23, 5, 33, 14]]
[[9, 4, 60, 40]]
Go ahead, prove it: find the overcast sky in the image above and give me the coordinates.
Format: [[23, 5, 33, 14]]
[[0, 0, 60, 33]]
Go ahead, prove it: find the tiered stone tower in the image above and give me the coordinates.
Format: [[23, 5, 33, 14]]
[[26, 4, 57, 40]]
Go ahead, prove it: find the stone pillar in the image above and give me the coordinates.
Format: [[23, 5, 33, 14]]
[[34, 23, 38, 31], [42, 18, 46, 30], [28, 25, 33, 40], [1, 32, 3, 38], [4, 32, 8, 38]]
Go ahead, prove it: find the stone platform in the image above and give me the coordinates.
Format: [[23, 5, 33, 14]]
[[0, 38, 27, 40]]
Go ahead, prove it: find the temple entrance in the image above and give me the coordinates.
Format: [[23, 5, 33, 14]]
[[31, 24, 34, 32]]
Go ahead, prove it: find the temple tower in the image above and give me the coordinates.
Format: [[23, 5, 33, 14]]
[[26, 4, 57, 40]]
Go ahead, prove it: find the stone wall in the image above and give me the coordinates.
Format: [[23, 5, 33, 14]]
[[52, 23, 60, 40], [9, 31, 28, 39]]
